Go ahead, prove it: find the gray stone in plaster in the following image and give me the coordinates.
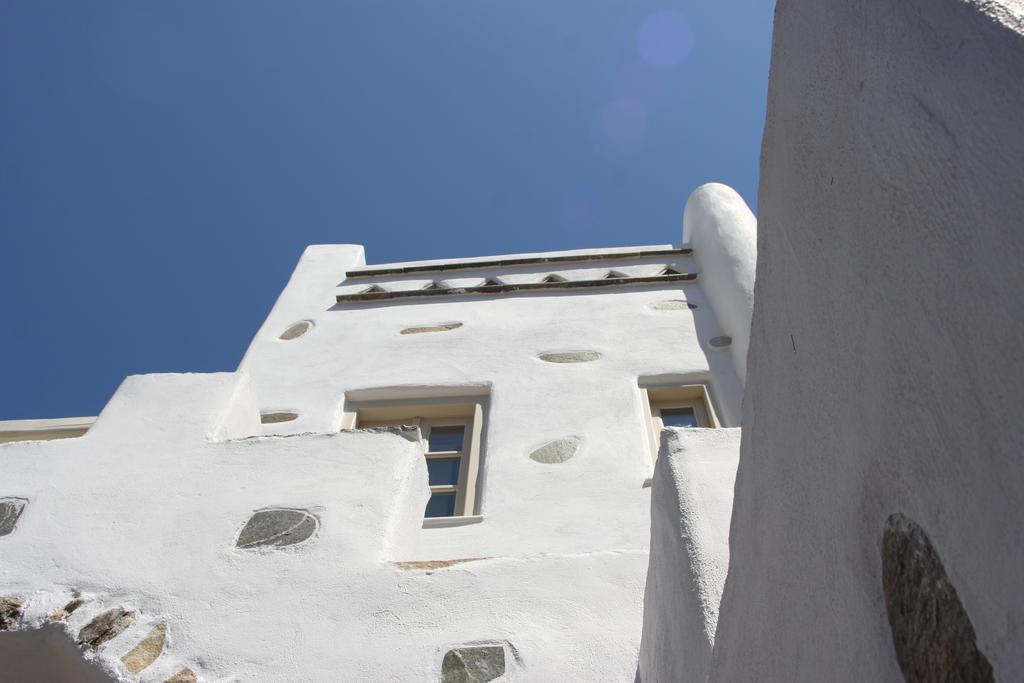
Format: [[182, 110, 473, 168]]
[[441, 646, 506, 683], [78, 607, 136, 648], [708, 335, 732, 350], [0, 596, 22, 630], [529, 437, 579, 464], [0, 497, 26, 536], [649, 300, 697, 310], [537, 350, 601, 363], [708, 1, 1024, 678], [260, 411, 298, 424], [882, 514, 993, 682], [279, 321, 312, 340], [236, 508, 319, 549], [400, 322, 463, 335]]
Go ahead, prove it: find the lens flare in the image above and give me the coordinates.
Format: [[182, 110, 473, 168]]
[[636, 10, 694, 69]]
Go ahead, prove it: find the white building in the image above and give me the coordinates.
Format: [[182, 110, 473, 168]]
[[0, 184, 756, 682]]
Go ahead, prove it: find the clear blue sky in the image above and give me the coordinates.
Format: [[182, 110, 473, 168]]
[[1, 1, 774, 419]]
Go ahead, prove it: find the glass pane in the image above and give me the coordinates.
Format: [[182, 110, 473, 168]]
[[427, 458, 461, 486], [425, 492, 456, 518], [661, 407, 698, 428], [427, 426, 465, 453]]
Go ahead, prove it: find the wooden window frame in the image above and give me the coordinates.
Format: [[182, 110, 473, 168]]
[[349, 400, 485, 519], [640, 384, 719, 461]]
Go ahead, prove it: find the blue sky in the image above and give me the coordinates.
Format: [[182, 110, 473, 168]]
[[0, 1, 774, 419]]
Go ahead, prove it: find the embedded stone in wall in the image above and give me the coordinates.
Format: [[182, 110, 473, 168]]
[[121, 623, 166, 674], [236, 508, 319, 549], [0, 596, 22, 630], [394, 557, 490, 571], [50, 596, 88, 622], [708, 335, 732, 350], [279, 320, 312, 340], [0, 497, 27, 536], [537, 351, 601, 363], [78, 607, 136, 648], [400, 322, 463, 335], [165, 668, 198, 683], [529, 437, 579, 464], [882, 513, 994, 682], [441, 646, 506, 683], [649, 299, 697, 310], [260, 411, 298, 424]]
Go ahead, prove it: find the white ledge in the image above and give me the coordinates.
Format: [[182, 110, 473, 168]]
[[422, 515, 484, 529]]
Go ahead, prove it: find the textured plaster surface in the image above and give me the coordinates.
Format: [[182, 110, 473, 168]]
[[1, 204, 756, 678], [711, 1, 1024, 680], [638, 428, 739, 683], [682, 184, 756, 384], [239, 242, 747, 564]]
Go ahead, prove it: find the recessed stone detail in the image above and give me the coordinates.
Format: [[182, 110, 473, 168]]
[[394, 557, 490, 571], [165, 668, 198, 683], [441, 645, 506, 683], [882, 513, 994, 683], [50, 596, 88, 622], [260, 411, 298, 424], [0, 497, 27, 536], [708, 335, 732, 349], [529, 437, 580, 464], [121, 623, 166, 674], [78, 607, 136, 649], [0, 596, 22, 631], [400, 322, 463, 335], [236, 508, 319, 549], [537, 351, 601, 363], [278, 320, 313, 340], [649, 299, 697, 310]]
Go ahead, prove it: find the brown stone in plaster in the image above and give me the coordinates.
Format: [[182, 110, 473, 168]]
[[394, 557, 490, 570], [121, 623, 166, 674], [400, 322, 463, 335], [165, 668, 198, 683], [49, 596, 88, 622]]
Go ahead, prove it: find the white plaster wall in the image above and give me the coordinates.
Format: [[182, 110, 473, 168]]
[[682, 184, 757, 384], [638, 428, 740, 683], [0, 372, 645, 681], [712, 1, 1024, 680], [239, 244, 745, 563], [1, 226, 756, 679]]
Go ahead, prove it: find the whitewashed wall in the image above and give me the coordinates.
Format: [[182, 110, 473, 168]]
[[1, 188, 756, 680], [711, 1, 1024, 681]]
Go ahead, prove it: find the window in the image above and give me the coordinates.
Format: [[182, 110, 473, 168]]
[[349, 400, 484, 520], [641, 384, 718, 461]]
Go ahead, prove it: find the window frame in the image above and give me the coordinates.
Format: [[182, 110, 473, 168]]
[[640, 384, 719, 461], [348, 400, 485, 519]]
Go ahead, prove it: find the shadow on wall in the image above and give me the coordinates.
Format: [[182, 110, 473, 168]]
[[0, 624, 118, 683]]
